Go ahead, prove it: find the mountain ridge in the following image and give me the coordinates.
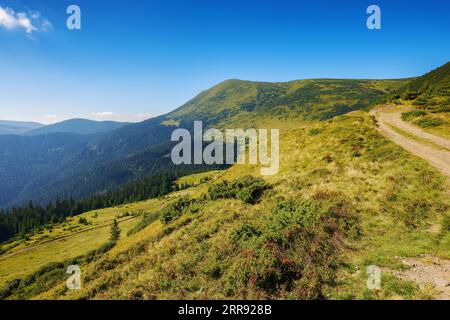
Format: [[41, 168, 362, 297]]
[[25, 118, 130, 136], [0, 120, 44, 135], [3, 63, 450, 209], [0, 78, 411, 208]]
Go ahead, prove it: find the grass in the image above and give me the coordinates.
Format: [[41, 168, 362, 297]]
[[167, 78, 409, 124], [383, 103, 450, 139], [0, 113, 450, 299], [401, 110, 427, 121], [414, 117, 447, 128], [384, 62, 449, 139], [1, 64, 448, 300], [175, 170, 225, 189], [0, 197, 177, 287], [386, 123, 450, 152], [1, 111, 448, 300]]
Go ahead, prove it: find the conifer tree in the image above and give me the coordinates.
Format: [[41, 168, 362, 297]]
[[109, 219, 121, 242]]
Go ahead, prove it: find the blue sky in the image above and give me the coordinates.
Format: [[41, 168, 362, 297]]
[[0, 0, 449, 123]]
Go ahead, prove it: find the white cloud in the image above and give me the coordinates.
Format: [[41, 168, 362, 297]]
[[0, 6, 52, 34], [41, 19, 52, 32], [90, 112, 154, 123], [93, 112, 115, 118], [42, 114, 60, 124]]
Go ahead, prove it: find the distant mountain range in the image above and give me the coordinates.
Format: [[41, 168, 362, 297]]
[[0, 120, 43, 135], [0, 62, 448, 209], [0, 119, 129, 136], [24, 119, 130, 136]]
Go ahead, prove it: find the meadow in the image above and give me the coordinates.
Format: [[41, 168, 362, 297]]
[[1, 111, 447, 299]]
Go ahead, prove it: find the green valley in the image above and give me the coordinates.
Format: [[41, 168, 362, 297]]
[[0, 62, 449, 300]]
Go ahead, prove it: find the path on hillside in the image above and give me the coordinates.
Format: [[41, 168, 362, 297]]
[[390, 255, 450, 300], [372, 107, 450, 299], [0, 191, 191, 263], [0, 215, 139, 261], [370, 107, 450, 178]]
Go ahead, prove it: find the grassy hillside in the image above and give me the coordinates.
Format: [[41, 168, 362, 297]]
[[0, 193, 191, 287], [383, 62, 450, 138], [0, 77, 408, 210], [1, 111, 448, 300], [1, 64, 449, 300], [387, 62, 450, 108], [168, 78, 409, 125]]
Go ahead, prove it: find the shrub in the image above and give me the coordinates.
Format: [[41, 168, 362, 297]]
[[399, 199, 432, 228], [160, 197, 196, 225], [443, 215, 450, 232], [267, 200, 329, 242], [224, 198, 358, 298], [231, 223, 262, 244], [402, 91, 420, 100], [78, 217, 89, 225], [128, 289, 144, 300], [401, 110, 426, 121], [352, 151, 362, 158], [414, 117, 447, 128], [432, 105, 450, 113], [203, 258, 222, 279], [309, 128, 325, 136], [412, 98, 428, 106], [235, 177, 269, 204], [208, 181, 236, 200], [208, 176, 269, 204]]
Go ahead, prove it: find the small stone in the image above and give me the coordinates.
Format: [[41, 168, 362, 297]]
[[434, 278, 450, 288]]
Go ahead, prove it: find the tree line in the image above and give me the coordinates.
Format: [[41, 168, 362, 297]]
[[0, 164, 225, 243]]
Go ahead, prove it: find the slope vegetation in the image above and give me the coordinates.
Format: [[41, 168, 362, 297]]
[[2, 63, 450, 299], [169, 78, 408, 124], [1, 112, 448, 300], [0, 78, 407, 208], [371, 106, 450, 178], [383, 61, 450, 138]]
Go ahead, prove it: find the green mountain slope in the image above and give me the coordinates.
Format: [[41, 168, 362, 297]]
[[382, 61, 450, 138], [1, 111, 448, 300], [386, 61, 450, 109], [1, 63, 450, 300], [0, 78, 408, 209], [168, 78, 409, 124], [25, 119, 130, 136]]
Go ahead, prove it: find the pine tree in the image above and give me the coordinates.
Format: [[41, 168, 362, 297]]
[[109, 219, 121, 242]]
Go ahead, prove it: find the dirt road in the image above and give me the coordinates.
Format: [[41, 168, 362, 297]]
[[372, 107, 450, 299], [371, 107, 450, 178]]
